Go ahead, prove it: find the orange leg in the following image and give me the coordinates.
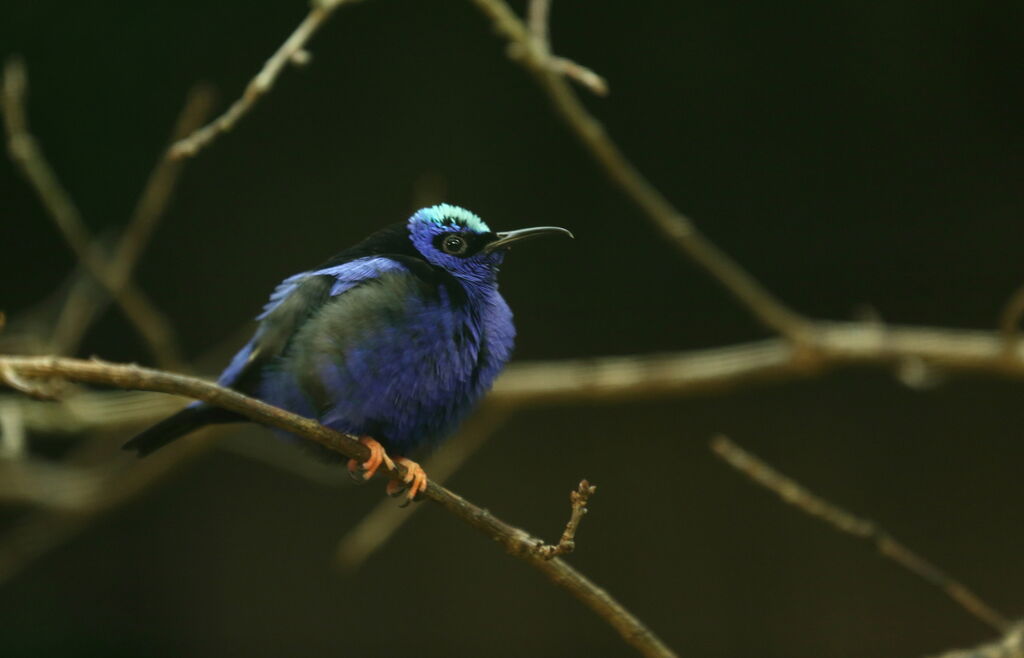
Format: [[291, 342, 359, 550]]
[[346, 437, 395, 481], [385, 457, 428, 503]]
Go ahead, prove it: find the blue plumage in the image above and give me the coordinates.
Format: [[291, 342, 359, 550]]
[[124, 204, 571, 499]]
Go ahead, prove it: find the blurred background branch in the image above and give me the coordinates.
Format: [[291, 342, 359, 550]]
[[51, 84, 217, 359], [168, 0, 363, 159], [2, 58, 189, 369], [471, 0, 810, 342], [711, 435, 1011, 633]]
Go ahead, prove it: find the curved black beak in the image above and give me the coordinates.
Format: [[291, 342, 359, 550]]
[[484, 226, 574, 253]]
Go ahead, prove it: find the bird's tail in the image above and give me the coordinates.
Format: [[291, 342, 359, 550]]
[[122, 403, 242, 457]]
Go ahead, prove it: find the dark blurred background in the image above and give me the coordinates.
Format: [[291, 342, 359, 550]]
[[2, 1, 1023, 656]]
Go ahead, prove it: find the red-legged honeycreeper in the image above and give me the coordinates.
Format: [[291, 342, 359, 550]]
[[123, 204, 573, 500]]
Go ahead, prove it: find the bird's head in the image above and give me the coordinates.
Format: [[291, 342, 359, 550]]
[[407, 204, 573, 283]]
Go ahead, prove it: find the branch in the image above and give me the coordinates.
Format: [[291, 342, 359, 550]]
[[468, 0, 809, 341], [1, 57, 184, 369], [335, 403, 512, 570], [10, 320, 1024, 436], [169, 0, 362, 159], [525, 0, 608, 96], [710, 435, 1011, 633], [0, 355, 676, 658], [51, 84, 217, 357], [494, 321, 1024, 404], [533, 479, 597, 559]]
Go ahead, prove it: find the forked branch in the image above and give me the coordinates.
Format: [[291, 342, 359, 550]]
[[0, 356, 676, 658], [169, 0, 363, 159], [469, 0, 810, 342], [1, 57, 185, 369]]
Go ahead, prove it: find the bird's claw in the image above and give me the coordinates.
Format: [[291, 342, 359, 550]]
[[346, 437, 394, 483], [386, 457, 428, 504]]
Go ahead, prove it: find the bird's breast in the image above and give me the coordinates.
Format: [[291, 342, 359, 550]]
[[265, 277, 514, 453]]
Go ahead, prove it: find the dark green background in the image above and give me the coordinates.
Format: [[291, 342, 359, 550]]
[[1, 1, 1023, 656]]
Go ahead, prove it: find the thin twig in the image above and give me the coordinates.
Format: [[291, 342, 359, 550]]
[[998, 284, 1024, 355], [533, 479, 597, 559], [1, 57, 184, 369], [0, 356, 676, 658], [52, 84, 217, 356], [469, 0, 808, 341], [524, 0, 607, 96], [550, 57, 608, 96], [710, 435, 1011, 633], [169, 0, 362, 159], [335, 403, 512, 570]]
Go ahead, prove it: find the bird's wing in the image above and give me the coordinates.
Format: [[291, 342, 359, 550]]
[[218, 257, 410, 393]]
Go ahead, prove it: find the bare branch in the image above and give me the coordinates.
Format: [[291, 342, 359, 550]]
[[52, 84, 217, 356], [11, 320, 1024, 436], [468, 0, 808, 341], [169, 0, 362, 159], [0, 362, 64, 400], [524, 0, 608, 96], [533, 479, 597, 559], [710, 435, 1011, 633], [0, 355, 676, 658], [1, 57, 184, 369]]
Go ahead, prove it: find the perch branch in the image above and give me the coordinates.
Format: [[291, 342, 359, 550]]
[[335, 403, 512, 570], [1, 57, 184, 369], [469, 0, 808, 341], [0, 355, 676, 658], [710, 435, 1011, 633], [169, 0, 362, 159], [533, 479, 597, 559], [52, 84, 217, 356]]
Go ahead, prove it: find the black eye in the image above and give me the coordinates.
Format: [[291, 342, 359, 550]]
[[441, 234, 468, 255]]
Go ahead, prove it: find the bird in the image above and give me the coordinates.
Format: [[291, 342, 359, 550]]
[[123, 204, 572, 501]]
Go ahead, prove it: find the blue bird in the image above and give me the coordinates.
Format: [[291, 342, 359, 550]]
[[123, 204, 572, 500]]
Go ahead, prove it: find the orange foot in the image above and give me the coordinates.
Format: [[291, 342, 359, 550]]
[[347, 437, 395, 482], [386, 457, 428, 504]]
